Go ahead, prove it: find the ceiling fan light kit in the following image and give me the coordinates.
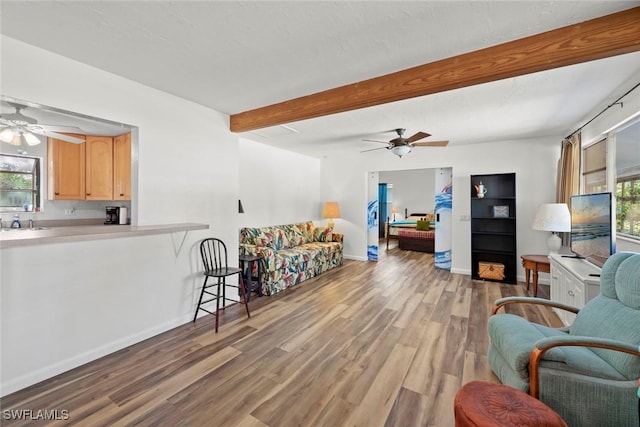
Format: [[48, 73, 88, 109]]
[[391, 144, 411, 157]]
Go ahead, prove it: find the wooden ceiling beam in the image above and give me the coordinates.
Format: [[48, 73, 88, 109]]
[[230, 6, 640, 133]]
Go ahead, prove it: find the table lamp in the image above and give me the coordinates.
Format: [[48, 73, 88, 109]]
[[391, 207, 398, 222], [322, 201, 341, 229], [532, 203, 571, 254]]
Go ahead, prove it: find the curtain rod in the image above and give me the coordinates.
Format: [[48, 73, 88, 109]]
[[564, 81, 640, 140]]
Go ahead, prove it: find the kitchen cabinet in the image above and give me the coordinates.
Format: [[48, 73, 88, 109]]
[[47, 135, 86, 200], [549, 253, 601, 326], [85, 136, 113, 200], [470, 173, 517, 283], [113, 132, 131, 200], [47, 133, 131, 201]]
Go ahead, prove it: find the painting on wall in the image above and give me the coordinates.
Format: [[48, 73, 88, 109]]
[[435, 167, 452, 270], [367, 171, 379, 261]]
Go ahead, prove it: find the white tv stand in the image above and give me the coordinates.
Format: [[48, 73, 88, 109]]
[[548, 253, 601, 326]]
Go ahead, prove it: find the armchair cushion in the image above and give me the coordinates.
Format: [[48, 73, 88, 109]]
[[571, 291, 640, 380]]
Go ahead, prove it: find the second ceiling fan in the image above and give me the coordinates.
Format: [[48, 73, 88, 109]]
[[361, 128, 448, 157]]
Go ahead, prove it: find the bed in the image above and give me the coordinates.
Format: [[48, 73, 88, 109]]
[[397, 229, 435, 252], [386, 211, 435, 250]]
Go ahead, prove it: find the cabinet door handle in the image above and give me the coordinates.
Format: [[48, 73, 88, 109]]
[[87, 193, 91, 196], [120, 193, 124, 196], [568, 290, 575, 297]]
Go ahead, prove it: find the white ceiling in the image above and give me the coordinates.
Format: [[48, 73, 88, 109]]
[[1, 1, 639, 158]]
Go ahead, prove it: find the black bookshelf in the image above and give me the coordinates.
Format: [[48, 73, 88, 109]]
[[470, 173, 517, 283]]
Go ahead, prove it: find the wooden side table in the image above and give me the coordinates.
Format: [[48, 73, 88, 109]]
[[239, 254, 264, 301], [521, 254, 551, 297]]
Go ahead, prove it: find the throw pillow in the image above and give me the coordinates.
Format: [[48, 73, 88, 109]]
[[313, 227, 332, 242], [416, 220, 429, 231]]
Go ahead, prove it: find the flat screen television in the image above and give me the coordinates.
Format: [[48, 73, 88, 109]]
[[570, 192, 615, 267]]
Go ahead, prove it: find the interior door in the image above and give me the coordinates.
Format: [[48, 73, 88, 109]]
[[435, 167, 453, 270], [367, 171, 379, 261]]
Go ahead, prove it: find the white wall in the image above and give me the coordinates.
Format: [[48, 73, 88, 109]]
[[379, 169, 436, 217], [1, 36, 240, 395], [238, 138, 322, 227], [321, 137, 561, 273]]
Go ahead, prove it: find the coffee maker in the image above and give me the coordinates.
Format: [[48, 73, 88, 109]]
[[105, 206, 120, 224]]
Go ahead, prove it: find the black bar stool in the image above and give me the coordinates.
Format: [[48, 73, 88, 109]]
[[193, 238, 250, 332]]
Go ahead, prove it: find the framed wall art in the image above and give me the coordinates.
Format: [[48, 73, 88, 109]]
[[493, 205, 510, 218]]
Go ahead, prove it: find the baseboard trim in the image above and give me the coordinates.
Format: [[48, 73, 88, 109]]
[[0, 313, 193, 397]]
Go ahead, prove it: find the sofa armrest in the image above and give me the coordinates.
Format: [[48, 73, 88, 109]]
[[327, 231, 344, 243], [529, 335, 640, 398], [492, 296, 581, 316]]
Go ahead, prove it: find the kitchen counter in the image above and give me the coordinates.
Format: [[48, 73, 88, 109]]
[[0, 222, 209, 248]]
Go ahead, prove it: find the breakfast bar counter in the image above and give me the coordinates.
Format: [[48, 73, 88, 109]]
[[0, 222, 209, 248]]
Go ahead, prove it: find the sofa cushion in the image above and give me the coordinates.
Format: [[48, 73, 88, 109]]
[[313, 227, 332, 242], [281, 224, 306, 248]]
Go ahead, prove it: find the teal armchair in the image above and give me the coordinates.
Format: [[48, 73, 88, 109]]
[[488, 252, 640, 426]]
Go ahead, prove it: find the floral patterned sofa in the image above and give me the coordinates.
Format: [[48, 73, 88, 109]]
[[239, 221, 344, 296]]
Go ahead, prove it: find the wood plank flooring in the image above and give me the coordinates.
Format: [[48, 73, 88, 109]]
[[1, 243, 562, 426]]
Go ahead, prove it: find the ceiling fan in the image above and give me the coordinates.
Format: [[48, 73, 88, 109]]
[[0, 102, 86, 146], [361, 128, 448, 157]]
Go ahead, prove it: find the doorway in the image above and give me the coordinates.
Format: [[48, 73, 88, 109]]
[[367, 167, 453, 270]]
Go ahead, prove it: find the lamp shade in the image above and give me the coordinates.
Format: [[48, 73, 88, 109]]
[[532, 203, 571, 232], [322, 201, 341, 219], [391, 207, 398, 214]]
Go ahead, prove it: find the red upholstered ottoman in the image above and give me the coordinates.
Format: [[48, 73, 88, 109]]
[[454, 381, 567, 427]]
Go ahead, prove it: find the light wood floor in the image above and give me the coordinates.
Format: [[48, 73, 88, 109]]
[[1, 243, 562, 426]]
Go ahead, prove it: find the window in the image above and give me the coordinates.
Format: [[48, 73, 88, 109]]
[[580, 115, 640, 240], [616, 176, 640, 238], [614, 117, 640, 239], [0, 154, 41, 212], [582, 139, 607, 194]]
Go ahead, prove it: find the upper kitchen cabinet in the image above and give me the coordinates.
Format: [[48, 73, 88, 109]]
[[47, 135, 86, 200], [85, 136, 113, 200], [113, 132, 131, 201], [47, 132, 131, 201]]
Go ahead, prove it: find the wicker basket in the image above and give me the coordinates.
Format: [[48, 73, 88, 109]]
[[478, 262, 505, 280]]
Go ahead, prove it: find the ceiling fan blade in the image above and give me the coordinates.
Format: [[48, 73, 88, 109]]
[[412, 140, 449, 147], [30, 124, 87, 134], [29, 128, 85, 144], [406, 131, 431, 143], [360, 146, 390, 153], [362, 139, 390, 144]]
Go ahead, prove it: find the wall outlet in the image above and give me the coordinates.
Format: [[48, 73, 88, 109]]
[[64, 208, 76, 216]]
